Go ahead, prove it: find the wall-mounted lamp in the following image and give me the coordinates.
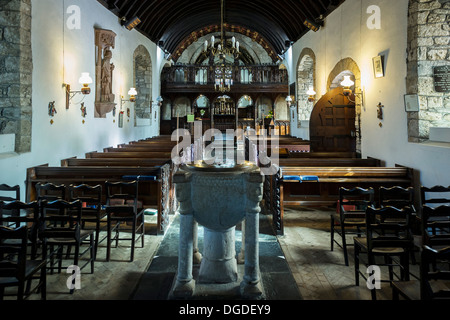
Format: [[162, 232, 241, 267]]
[[121, 88, 138, 105], [286, 95, 296, 109], [128, 87, 137, 102], [304, 19, 322, 32], [63, 72, 93, 109], [341, 76, 355, 96], [306, 87, 316, 102], [341, 76, 365, 106], [122, 17, 141, 31]]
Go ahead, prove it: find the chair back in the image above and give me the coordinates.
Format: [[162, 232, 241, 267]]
[[422, 205, 450, 248], [421, 185, 450, 208], [69, 184, 102, 215], [380, 186, 415, 211], [420, 245, 450, 300], [0, 184, 20, 202], [105, 181, 138, 207], [365, 206, 413, 251], [39, 200, 83, 241], [339, 187, 375, 221], [0, 226, 28, 279], [0, 200, 40, 230], [105, 181, 139, 217], [35, 183, 66, 202], [0, 184, 21, 217]]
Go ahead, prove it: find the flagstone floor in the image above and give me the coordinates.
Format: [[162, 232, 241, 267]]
[[5, 207, 420, 301]]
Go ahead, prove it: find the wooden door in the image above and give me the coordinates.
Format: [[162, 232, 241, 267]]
[[309, 87, 356, 153]]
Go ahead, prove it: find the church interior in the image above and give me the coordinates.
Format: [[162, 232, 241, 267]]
[[0, 0, 450, 308]]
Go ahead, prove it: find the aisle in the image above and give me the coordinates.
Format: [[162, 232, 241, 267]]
[[131, 213, 302, 300]]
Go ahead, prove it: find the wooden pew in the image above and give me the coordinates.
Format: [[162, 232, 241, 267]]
[[86, 151, 173, 159], [61, 157, 171, 167], [265, 165, 415, 235], [278, 157, 381, 167], [288, 151, 357, 158], [25, 164, 173, 235]]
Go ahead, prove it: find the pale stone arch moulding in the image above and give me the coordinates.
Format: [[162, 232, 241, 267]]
[[133, 45, 152, 126], [296, 48, 316, 126], [327, 57, 362, 155]]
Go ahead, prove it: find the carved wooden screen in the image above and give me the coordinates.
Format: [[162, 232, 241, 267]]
[[309, 87, 356, 153]]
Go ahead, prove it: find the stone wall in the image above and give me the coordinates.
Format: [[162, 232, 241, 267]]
[[0, 0, 32, 153], [296, 48, 316, 123], [133, 45, 152, 124], [407, 0, 450, 142]]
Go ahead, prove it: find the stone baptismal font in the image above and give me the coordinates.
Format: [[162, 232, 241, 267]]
[[172, 151, 265, 299]]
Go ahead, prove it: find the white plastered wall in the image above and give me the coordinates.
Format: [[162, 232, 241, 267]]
[[286, 0, 450, 187], [0, 0, 167, 199]]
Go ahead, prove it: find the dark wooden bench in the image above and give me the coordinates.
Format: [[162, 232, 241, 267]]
[[61, 157, 171, 167], [278, 157, 381, 167], [265, 165, 415, 235], [25, 164, 173, 235], [86, 151, 173, 159]]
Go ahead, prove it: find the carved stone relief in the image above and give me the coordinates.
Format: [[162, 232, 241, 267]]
[[94, 28, 117, 118]]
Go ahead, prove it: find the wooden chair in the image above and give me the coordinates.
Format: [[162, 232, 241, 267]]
[[0, 226, 46, 300], [421, 185, 450, 208], [331, 187, 375, 266], [0, 184, 21, 219], [380, 186, 415, 211], [354, 206, 414, 300], [0, 201, 41, 260], [380, 186, 417, 263], [69, 184, 107, 260], [39, 200, 94, 293], [422, 205, 450, 249], [105, 180, 144, 262], [392, 245, 450, 300], [35, 182, 66, 202]]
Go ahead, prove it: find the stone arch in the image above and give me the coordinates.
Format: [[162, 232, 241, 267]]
[[296, 48, 316, 125], [133, 45, 152, 126], [327, 57, 362, 154]]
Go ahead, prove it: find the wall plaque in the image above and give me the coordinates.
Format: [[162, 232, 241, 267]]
[[434, 66, 450, 93]]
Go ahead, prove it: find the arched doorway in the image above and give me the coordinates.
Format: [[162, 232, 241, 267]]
[[309, 87, 356, 153], [327, 58, 362, 154]]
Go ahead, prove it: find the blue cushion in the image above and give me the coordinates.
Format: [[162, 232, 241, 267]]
[[283, 176, 301, 182], [300, 175, 319, 182]]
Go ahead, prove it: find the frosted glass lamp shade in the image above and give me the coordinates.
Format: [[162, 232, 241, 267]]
[[79, 73, 93, 94]]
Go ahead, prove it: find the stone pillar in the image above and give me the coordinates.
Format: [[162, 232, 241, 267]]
[[241, 170, 264, 298], [406, 0, 450, 142], [198, 227, 238, 283], [0, 0, 32, 153], [172, 172, 196, 298]]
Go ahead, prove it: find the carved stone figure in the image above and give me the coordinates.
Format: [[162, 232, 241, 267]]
[[94, 28, 117, 118], [101, 48, 115, 103]]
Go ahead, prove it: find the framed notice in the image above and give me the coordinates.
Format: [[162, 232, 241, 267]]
[[404, 94, 420, 112], [434, 66, 450, 93], [373, 55, 384, 78]]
